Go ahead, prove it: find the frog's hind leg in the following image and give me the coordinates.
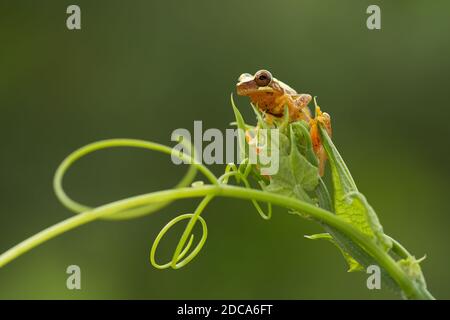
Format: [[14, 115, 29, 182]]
[[309, 100, 332, 176]]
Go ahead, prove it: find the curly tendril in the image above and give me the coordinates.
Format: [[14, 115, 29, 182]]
[[51, 138, 272, 270], [53, 138, 208, 220], [218, 159, 272, 220], [150, 158, 272, 269]]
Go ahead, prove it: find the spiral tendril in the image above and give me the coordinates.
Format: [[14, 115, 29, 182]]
[[51, 138, 272, 271], [150, 213, 207, 269]]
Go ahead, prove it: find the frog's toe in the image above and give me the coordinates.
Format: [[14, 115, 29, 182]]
[[298, 94, 312, 106]]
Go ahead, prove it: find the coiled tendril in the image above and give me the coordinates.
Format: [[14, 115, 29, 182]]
[[53, 138, 272, 271]]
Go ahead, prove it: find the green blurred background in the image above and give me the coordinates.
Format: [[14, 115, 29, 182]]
[[0, 0, 449, 299]]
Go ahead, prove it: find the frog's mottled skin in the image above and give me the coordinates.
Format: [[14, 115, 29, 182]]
[[236, 70, 332, 176]]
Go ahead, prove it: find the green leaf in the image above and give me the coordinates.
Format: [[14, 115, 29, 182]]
[[290, 121, 318, 167], [319, 125, 392, 251], [263, 154, 315, 203], [230, 94, 248, 160], [305, 233, 363, 272], [250, 103, 270, 129], [262, 124, 319, 204], [289, 122, 333, 211], [288, 126, 319, 192]]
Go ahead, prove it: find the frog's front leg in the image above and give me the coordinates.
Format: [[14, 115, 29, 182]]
[[274, 95, 309, 121], [310, 102, 332, 176], [273, 95, 294, 118]]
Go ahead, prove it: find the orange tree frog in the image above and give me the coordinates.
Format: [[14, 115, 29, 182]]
[[236, 69, 332, 176]]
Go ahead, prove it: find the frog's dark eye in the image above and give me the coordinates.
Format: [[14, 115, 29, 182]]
[[254, 70, 272, 87]]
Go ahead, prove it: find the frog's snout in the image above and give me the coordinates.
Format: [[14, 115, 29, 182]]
[[236, 81, 256, 96], [238, 73, 252, 82]]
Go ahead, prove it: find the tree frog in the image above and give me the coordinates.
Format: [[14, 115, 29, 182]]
[[236, 69, 332, 176]]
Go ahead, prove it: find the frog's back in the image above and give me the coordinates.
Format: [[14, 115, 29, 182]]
[[274, 77, 298, 95]]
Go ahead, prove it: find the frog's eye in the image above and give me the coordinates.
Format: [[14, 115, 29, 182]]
[[254, 70, 272, 87]]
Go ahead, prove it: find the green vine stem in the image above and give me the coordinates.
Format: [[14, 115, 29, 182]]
[[0, 126, 435, 299], [0, 183, 433, 299]]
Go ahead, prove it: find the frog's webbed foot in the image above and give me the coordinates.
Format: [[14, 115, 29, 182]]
[[294, 94, 312, 109], [309, 99, 332, 176]]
